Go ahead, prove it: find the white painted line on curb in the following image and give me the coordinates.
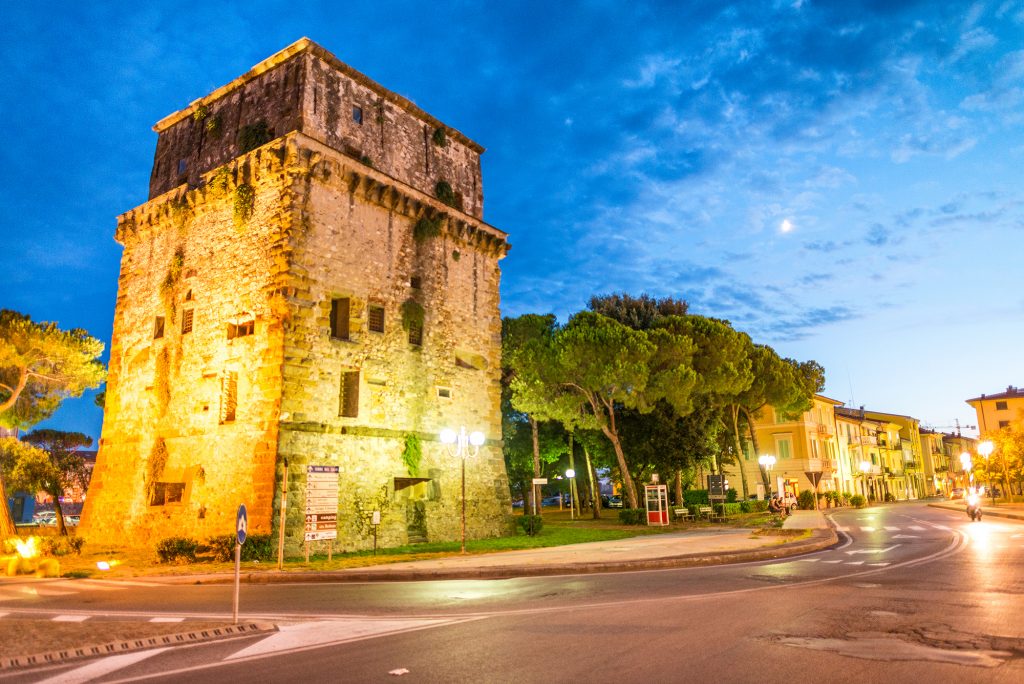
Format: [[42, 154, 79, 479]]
[[149, 617, 185, 623]]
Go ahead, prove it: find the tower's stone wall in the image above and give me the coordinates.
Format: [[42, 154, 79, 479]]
[[83, 40, 511, 550], [149, 40, 484, 220]]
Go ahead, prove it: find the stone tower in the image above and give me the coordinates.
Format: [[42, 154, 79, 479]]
[[82, 39, 512, 551]]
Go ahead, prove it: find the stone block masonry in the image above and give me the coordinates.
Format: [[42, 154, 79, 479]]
[[82, 39, 513, 552]]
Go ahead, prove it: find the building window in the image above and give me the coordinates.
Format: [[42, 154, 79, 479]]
[[368, 305, 385, 333], [340, 370, 360, 417], [437, 387, 452, 399], [150, 482, 185, 506], [775, 437, 791, 460], [228, 320, 254, 339], [220, 371, 237, 423], [407, 320, 423, 346], [352, 106, 363, 125], [999, 420, 1010, 429], [154, 316, 165, 339], [181, 309, 194, 334], [185, 289, 193, 302], [177, 159, 187, 174], [330, 298, 350, 340], [410, 276, 422, 289], [995, 401, 1008, 410]]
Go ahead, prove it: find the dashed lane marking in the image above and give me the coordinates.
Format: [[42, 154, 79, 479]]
[[797, 558, 820, 562], [52, 614, 90, 622], [846, 561, 864, 565], [150, 616, 185, 623], [822, 560, 843, 564], [860, 526, 876, 532], [868, 562, 890, 566], [908, 525, 926, 531], [884, 526, 900, 531]]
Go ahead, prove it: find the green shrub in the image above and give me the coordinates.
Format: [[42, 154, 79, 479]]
[[237, 120, 272, 154], [748, 500, 769, 512], [726, 488, 738, 503], [206, 534, 275, 562], [156, 536, 199, 564], [797, 490, 816, 510], [849, 494, 867, 508], [618, 508, 646, 525], [431, 127, 447, 147], [884, 492, 896, 502], [413, 215, 442, 242], [435, 180, 457, 207], [42, 536, 85, 557], [683, 490, 710, 506], [740, 501, 751, 513], [516, 515, 543, 536]]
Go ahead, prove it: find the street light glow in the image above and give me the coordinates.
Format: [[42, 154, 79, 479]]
[[469, 431, 485, 447], [978, 440, 993, 457], [440, 429, 457, 445], [565, 468, 575, 478]]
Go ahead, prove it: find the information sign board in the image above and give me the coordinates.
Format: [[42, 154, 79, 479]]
[[305, 465, 339, 541]]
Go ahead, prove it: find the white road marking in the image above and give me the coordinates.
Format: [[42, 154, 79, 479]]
[[34, 647, 170, 684], [861, 526, 876, 532], [846, 561, 864, 566], [149, 616, 185, 623], [822, 560, 843, 564], [884, 526, 900, 531], [934, 525, 951, 530], [908, 526, 925, 531], [797, 558, 820, 562], [224, 618, 473, 661], [847, 544, 900, 556], [0, 611, 8, 617], [868, 562, 890, 566], [52, 614, 90, 622], [893, 534, 919, 539]]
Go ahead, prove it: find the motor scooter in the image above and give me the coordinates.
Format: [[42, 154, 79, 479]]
[[966, 492, 983, 521]]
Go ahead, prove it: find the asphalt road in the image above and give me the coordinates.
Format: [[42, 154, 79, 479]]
[[3, 502, 1023, 683]]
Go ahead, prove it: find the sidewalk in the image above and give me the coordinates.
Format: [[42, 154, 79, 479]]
[[165, 509, 836, 585], [927, 499, 1024, 521]]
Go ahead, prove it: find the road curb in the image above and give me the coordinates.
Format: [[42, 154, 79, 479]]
[[0, 622, 277, 671], [927, 501, 1024, 521], [149, 528, 838, 585]]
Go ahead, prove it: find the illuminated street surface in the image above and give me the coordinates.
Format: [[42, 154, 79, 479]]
[[1, 503, 1022, 683]]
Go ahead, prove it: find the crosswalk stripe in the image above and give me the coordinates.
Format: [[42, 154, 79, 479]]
[[52, 614, 90, 622], [34, 647, 170, 684], [846, 561, 864, 565], [884, 526, 899, 531], [908, 525, 925, 531], [150, 617, 185, 623], [861, 526, 876, 532]]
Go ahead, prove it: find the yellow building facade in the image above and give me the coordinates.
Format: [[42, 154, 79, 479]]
[[966, 385, 1024, 434]]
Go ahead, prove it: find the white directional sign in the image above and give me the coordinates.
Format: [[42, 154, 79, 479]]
[[305, 465, 339, 541]]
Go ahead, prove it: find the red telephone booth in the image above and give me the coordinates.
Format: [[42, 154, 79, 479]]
[[645, 484, 669, 526]]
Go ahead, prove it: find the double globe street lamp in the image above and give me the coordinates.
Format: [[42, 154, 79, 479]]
[[440, 426, 485, 554], [758, 454, 776, 497]]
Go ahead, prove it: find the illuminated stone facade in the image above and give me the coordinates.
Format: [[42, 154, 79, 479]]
[[82, 39, 512, 550]]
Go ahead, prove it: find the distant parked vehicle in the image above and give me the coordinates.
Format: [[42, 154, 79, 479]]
[[606, 496, 623, 509], [949, 487, 965, 500], [33, 512, 57, 526], [781, 493, 798, 514], [542, 495, 564, 506], [65, 515, 80, 526]]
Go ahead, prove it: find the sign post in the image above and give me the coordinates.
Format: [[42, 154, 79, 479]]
[[233, 503, 247, 624], [305, 465, 339, 563], [531, 478, 548, 516], [805, 470, 823, 510]]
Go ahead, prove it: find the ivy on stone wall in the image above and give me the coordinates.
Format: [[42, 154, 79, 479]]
[[451, 250, 461, 262], [401, 299, 425, 332], [402, 433, 422, 477], [209, 167, 231, 196], [434, 180, 457, 207], [160, 248, 186, 295], [233, 184, 256, 226], [413, 215, 443, 242], [192, 105, 209, 122], [145, 437, 169, 502], [431, 127, 447, 147], [205, 114, 222, 139], [237, 120, 272, 154]]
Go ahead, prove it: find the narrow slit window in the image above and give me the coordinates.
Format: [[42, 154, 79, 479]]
[[181, 309, 194, 334], [330, 298, 350, 340], [368, 305, 385, 333], [228, 320, 255, 339], [220, 370, 238, 423], [437, 387, 452, 399], [352, 106, 363, 125], [154, 316, 165, 339], [340, 370, 360, 418]]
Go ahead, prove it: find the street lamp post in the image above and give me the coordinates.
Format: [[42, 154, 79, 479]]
[[758, 455, 776, 498], [859, 461, 872, 501], [565, 469, 577, 520], [978, 440, 995, 506], [440, 426, 485, 554], [959, 452, 973, 492]]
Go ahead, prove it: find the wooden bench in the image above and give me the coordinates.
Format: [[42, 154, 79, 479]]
[[698, 505, 725, 522], [673, 507, 694, 522]]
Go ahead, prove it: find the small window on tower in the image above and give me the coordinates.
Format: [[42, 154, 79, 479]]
[[181, 309, 194, 334], [368, 305, 385, 333], [330, 298, 350, 340], [352, 106, 363, 125], [177, 159, 187, 175], [407, 319, 423, 346], [339, 370, 360, 418], [227, 320, 255, 339], [410, 276, 422, 289], [154, 316, 165, 339], [995, 401, 1008, 410]]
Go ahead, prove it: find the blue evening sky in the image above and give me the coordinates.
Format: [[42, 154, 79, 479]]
[[3, 1, 1021, 440]]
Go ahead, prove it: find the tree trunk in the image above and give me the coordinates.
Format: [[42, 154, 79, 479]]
[[742, 406, 771, 492], [529, 416, 541, 516], [0, 473, 16, 538], [729, 405, 750, 499], [674, 470, 683, 509], [567, 432, 580, 518], [601, 424, 638, 508], [54, 495, 68, 537], [584, 444, 601, 519]]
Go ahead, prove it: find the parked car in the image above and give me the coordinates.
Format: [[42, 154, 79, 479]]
[[949, 487, 965, 500], [542, 495, 564, 506], [511, 499, 524, 508], [32, 512, 57, 526], [65, 515, 80, 526], [781, 493, 798, 513], [606, 496, 623, 508]]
